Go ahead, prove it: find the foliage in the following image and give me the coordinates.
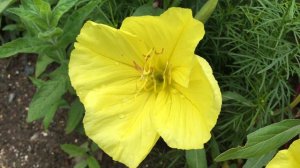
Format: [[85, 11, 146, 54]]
[[200, 0, 300, 149], [0, 0, 299, 167]]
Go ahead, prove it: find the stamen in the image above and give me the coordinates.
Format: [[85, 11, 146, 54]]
[[133, 61, 143, 72], [168, 63, 172, 84], [134, 47, 171, 93], [154, 48, 164, 55]]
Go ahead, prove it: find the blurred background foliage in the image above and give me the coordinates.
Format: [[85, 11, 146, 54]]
[[0, 0, 299, 167]]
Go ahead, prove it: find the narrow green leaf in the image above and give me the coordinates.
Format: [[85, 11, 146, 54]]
[[215, 119, 300, 161], [42, 99, 68, 129], [50, 0, 80, 27], [2, 24, 18, 31], [42, 102, 58, 129], [38, 27, 63, 40], [163, 0, 171, 9], [35, 55, 54, 77], [133, 3, 164, 16], [186, 149, 207, 168], [28, 77, 45, 89], [209, 136, 220, 159], [27, 74, 67, 122], [33, 0, 51, 21], [90, 142, 99, 152], [21, 0, 36, 10], [7, 7, 48, 32], [0, 0, 15, 14], [243, 150, 276, 168], [65, 99, 85, 134], [42, 103, 58, 129], [170, 0, 182, 7], [222, 91, 255, 106], [60, 144, 87, 157], [0, 37, 50, 58], [58, 0, 102, 47], [286, 0, 295, 20], [74, 160, 87, 168], [87, 156, 101, 168]]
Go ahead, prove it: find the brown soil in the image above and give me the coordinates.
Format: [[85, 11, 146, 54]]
[[0, 55, 86, 168]]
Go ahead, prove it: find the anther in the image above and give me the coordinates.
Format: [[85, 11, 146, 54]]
[[155, 48, 164, 54]]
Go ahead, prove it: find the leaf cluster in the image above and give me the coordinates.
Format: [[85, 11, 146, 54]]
[[199, 0, 300, 150]]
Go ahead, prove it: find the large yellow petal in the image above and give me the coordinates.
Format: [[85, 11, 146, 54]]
[[267, 139, 300, 168], [151, 55, 221, 149], [69, 21, 160, 167], [121, 7, 205, 87], [69, 21, 148, 99], [83, 80, 159, 168]]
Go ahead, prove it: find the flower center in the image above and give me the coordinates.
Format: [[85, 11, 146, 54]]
[[134, 48, 172, 93]]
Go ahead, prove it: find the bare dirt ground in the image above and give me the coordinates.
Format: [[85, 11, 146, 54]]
[[0, 55, 86, 168]]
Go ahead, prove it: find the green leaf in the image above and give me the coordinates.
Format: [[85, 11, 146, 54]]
[[87, 156, 101, 168], [29, 77, 45, 89], [27, 72, 67, 122], [58, 0, 102, 47], [2, 24, 19, 31], [21, 0, 36, 10], [170, 0, 182, 7], [50, 0, 80, 27], [42, 100, 59, 129], [186, 149, 207, 168], [60, 144, 87, 157], [35, 55, 54, 77], [133, 3, 164, 16], [90, 142, 99, 152], [38, 27, 63, 40], [0, 0, 15, 14], [33, 0, 51, 21], [65, 99, 85, 134], [74, 160, 87, 168], [222, 91, 254, 106], [215, 119, 300, 161], [0, 37, 51, 58], [42, 99, 68, 129], [286, 0, 295, 20], [209, 136, 220, 159], [7, 7, 48, 32], [243, 150, 276, 168]]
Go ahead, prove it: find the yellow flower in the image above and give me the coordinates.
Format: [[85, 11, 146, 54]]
[[266, 139, 300, 168], [69, 7, 221, 168]]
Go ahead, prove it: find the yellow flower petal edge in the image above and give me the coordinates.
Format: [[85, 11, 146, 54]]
[[69, 7, 222, 168], [266, 139, 300, 168]]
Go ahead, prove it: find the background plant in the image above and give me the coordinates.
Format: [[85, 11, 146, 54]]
[[0, 0, 299, 167]]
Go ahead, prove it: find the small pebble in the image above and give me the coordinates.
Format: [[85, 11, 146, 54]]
[[41, 131, 48, 137], [8, 93, 15, 103], [30, 133, 39, 141]]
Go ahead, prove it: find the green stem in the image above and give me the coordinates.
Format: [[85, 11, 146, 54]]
[[186, 148, 207, 168], [290, 94, 300, 109]]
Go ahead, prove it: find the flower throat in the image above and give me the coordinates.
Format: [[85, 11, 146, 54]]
[[134, 48, 172, 93]]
